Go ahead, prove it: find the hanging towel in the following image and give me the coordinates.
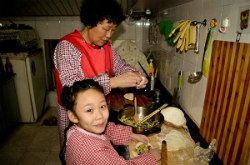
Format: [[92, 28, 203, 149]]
[[159, 21, 175, 46]]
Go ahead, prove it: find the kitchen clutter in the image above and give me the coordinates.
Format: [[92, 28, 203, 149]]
[[193, 139, 216, 164], [114, 40, 149, 76], [0, 24, 40, 53], [160, 19, 207, 52], [188, 18, 217, 83]]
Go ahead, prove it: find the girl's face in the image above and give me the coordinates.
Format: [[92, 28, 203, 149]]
[[68, 89, 109, 134], [88, 19, 117, 46]]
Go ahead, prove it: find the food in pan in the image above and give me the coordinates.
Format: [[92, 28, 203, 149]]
[[132, 142, 151, 157], [119, 115, 160, 128]]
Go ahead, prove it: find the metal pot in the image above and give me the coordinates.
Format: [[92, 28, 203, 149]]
[[117, 106, 164, 135]]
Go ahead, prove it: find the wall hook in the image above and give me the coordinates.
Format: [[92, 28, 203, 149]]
[[236, 31, 242, 42]]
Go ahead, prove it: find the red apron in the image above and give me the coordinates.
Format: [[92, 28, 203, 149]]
[[55, 30, 113, 105]]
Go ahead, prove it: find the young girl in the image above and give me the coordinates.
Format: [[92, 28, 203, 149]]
[[60, 79, 160, 164]]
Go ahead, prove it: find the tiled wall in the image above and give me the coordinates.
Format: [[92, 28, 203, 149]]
[[145, 0, 250, 128]]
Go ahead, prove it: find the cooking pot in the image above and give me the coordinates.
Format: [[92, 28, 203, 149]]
[[117, 106, 164, 135]]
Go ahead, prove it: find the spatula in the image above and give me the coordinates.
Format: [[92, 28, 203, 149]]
[[134, 97, 139, 123]]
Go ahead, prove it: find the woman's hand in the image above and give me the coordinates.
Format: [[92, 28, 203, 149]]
[[130, 133, 149, 144], [110, 72, 148, 89]]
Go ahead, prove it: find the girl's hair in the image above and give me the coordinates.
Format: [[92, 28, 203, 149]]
[[59, 79, 105, 164], [61, 79, 105, 112], [80, 0, 126, 28]]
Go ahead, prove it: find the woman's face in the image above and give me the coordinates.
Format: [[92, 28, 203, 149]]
[[70, 89, 109, 134], [88, 19, 117, 46]]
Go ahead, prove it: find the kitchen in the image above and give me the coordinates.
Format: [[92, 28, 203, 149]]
[[0, 0, 250, 164]]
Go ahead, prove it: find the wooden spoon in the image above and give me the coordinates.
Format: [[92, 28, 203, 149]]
[[134, 97, 139, 123]]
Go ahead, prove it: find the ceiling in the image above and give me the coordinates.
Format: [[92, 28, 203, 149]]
[[0, 0, 193, 18]]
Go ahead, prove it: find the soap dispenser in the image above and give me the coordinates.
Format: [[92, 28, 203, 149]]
[[149, 59, 154, 77]]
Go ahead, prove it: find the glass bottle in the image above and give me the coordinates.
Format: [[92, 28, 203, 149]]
[[5, 57, 13, 75]]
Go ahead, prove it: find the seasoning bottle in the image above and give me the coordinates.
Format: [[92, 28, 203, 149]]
[[5, 57, 13, 75], [0, 56, 4, 75], [149, 59, 154, 77]]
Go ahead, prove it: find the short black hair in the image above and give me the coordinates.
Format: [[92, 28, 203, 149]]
[[60, 79, 105, 112], [80, 0, 126, 28]]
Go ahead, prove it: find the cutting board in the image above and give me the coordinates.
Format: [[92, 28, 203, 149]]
[[129, 124, 197, 165], [110, 92, 151, 110], [200, 40, 250, 165]]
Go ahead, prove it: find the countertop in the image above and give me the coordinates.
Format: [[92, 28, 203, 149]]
[[109, 79, 224, 165]]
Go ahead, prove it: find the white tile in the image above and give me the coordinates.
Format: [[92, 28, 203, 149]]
[[48, 17, 60, 21], [170, 56, 184, 94], [35, 21, 48, 40], [60, 16, 73, 21], [190, 76, 208, 127], [188, 0, 203, 12], [60, 20, 74, 37], [235, 3, 250, 34], [203, 0, 223, 10], [22, 17, 36, 21], [35, 17, 48, 21], [47, 21, 61, 39], [217, 4, 237, 42], [200, 7, 222, 65], [179, 61, 195, 112], [73, 21, 83, 31], [223, 0, 235, 5], [168, 6, 179, 17], [112, 22, 125, 39], [73, 16, 81, 21]]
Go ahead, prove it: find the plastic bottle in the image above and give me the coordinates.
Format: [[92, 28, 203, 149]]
[[149, 59, 154, 77], [5, 57, 13, 75]]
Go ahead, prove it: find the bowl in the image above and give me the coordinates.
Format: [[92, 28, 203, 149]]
[[160, 107, 186, 128]]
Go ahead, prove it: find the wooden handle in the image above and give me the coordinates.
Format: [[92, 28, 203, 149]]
[[134, 97, 138, 122], [161, 140, 167, 165]]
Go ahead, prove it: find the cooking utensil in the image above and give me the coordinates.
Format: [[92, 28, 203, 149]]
[[138, 61, 150, 79], [134, 97, 139, 123], [161, 140, 167, 165], [138, 104, 168, 124], [191, 19, 207, 53], [117, 106, 164, 135], [204, 19, 217, 78], [188, 26, 211, 83]]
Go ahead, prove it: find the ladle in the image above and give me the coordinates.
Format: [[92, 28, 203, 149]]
[[188, 28, 211, 84]]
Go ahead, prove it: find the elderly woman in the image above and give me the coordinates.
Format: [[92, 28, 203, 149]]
[[54, 0, 148, 147]]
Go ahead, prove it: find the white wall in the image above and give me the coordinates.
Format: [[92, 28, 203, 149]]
[[145, 0, 250, 128]]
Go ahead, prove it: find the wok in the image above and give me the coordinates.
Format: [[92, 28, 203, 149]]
[[117, 106, 164, 135]]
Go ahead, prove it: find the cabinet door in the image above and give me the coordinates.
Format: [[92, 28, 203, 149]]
[[1, 79, 20, 131]]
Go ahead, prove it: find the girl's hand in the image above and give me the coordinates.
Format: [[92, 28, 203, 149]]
[[130, 133, 149, 144], [149, 148, 161, 161]]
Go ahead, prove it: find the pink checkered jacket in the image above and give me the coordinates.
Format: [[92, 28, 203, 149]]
[[65, 122, 157, 164]]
